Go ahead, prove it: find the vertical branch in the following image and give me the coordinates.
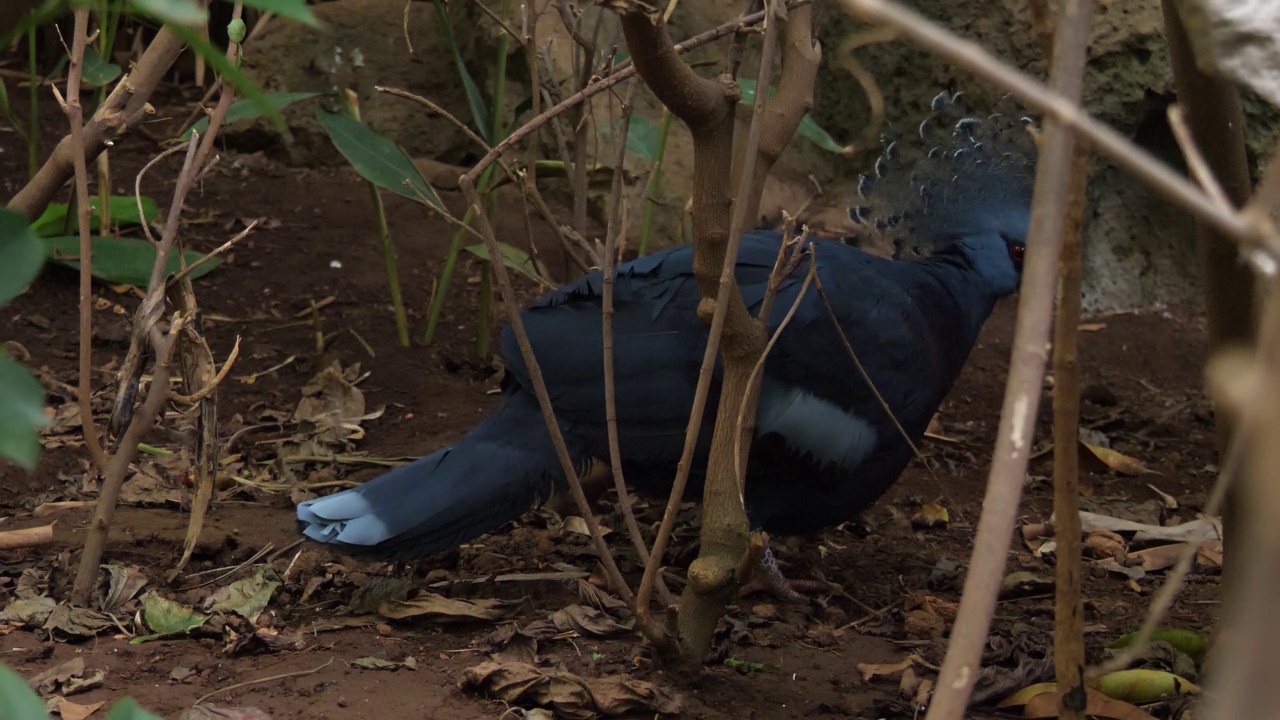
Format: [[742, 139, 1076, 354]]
[[458, 173, 635, 605], [1051, 149, 1090, 720], [599, 80, 673, 610], [1202, 290, 1280, 720], [62, 7, 110, 476], [612, 2, 748, 659], [1160, 0, 1257, 605], [167, 0, 246, 580], [924, 0, 1094, 714]]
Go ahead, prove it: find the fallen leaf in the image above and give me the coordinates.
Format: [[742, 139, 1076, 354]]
[[43, 603, 114, 638], [911, 501, 950, 529], [204, 565, 281, 623], [1126, 543, 1202, 571], [1096, 668, 1200, 703], [460, 661, 682, 718], [1082, 444, 1160, 476], [351, 656, 417, 671], [1084, 529, 1128, 559], [100, 565, 148, 612], [1108, 629, 1208, 666], [0, 596, 56, 626], [548, 604, 633, 638], [1000, 684, 1159, 719], [133, 591, 208, 643], [29, 657, 86, 695], [1078, 322, 1107, 331], [562, 516, 611, 537], [856, 656, 915, 682], [1080, 512, 1221, 544], [1000, 572, 1053, 598], [378, 593, 528, 623], [224, 627, 306, 656], [55, 696, 104, 720]]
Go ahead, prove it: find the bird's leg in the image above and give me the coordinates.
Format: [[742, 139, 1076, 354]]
[[738, 534, 832, 602]]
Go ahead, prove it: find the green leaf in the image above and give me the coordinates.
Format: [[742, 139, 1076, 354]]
[[0, 209, 46, 306], [128, 0, 208, 24], [131, 590, 208, 643], [81, 45, 122, 87], [0, 356, 49, 471], [597, 115, 661, 161], [735, 77, 845, 154], [42, 235, 220, 286], [797, 115, 846, 154], [105, 697, 164, 720], [0, 662, 49, 720], [431, 0, 490, 143], [32, 196, 159, 237], [181, 91, 320, 140], [167, 23, 286, 133], [234, 0, 320, 27], [463, 242, 553, 288], [0, 77, 23, 139], [316, 108, 444, 210], [206, 565, 281, 623]]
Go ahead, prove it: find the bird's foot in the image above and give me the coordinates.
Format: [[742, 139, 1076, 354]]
[[738, 543, 831, 603]]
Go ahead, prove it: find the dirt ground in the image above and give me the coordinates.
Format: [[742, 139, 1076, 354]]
[[0, 87, 1222, 719]]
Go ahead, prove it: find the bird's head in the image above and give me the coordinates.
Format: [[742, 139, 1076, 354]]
[[847, 91, 1038, 296]]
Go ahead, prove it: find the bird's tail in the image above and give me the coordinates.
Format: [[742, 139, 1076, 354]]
[[296, 392, 584, 560]]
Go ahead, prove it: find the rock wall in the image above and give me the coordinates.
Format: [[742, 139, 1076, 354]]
[[242, 0, 1279, 312]]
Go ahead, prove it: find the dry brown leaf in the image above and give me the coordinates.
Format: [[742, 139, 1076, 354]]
[[911, 501, 950, 529], [1024, 687, 1159, 719], [548, 604, 633, 638], [1127, 543, 1192, 571], [562, 516, 611, 537], [1082, 443, 1160, 475], [1084, 529, 1128, 558], [378, 592, 528, 622], [460, 660, 682, 718], [1080, 512, 1222, 544], [856, 656, 915, 682], [55, 696, 105, 720]]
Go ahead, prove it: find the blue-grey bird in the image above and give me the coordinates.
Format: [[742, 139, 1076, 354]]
[[296, 92, 1038, 568]]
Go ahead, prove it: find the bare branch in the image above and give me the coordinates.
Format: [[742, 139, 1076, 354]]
[[8, 26, 187, 220], [924, 0, 1094, 713]]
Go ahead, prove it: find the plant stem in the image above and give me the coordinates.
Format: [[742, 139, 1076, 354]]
[[27, 23, 37, 180], [638, 107, 672, 256], [370, 181, 409, 346], [342, 92, 408, 346], [424, 204, 475, 345]]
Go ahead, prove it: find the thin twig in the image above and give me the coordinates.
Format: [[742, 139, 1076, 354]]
[[459, 175, 634, 605], [1166, 104, 1233, 213], [167, 220, 258, 285], [598, 80, 671, 608], [193, 657, 334, 706], [63, 7, 110, 476]]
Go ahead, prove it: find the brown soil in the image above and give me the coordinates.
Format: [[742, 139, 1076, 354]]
[[0, 88, 1221, 719]]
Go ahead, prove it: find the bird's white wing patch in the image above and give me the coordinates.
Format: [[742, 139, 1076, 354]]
[[756, 381, 878, 470]]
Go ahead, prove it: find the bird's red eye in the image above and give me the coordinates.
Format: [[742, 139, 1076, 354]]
[[1010, 244, 1026, 264]]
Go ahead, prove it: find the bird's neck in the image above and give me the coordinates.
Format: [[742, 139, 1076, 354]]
[[909, 240, 1012, 361]]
